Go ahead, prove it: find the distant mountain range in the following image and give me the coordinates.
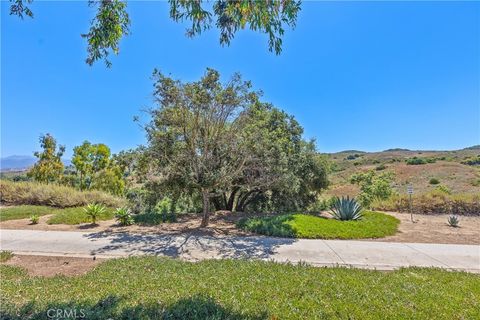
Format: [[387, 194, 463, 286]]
[[0, 155, 71, 172], [1, 145, 478, 172]]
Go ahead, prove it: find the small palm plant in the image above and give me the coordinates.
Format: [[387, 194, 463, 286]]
[[30, 214, 39, 224], [84, 203, 106, 225], [447, 215, 459, 227], [330, 196, 363, 221], [115, 207, 134, 226]]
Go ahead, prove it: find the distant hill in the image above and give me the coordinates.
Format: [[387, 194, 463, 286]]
[[324, 147, 480, 197], [0, 155, 72, 172], [0, 155, 36, 171]]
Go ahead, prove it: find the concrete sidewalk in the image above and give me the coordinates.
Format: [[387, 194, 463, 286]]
[[1, 229, 479, 272]]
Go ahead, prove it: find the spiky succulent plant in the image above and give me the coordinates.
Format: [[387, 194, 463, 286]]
[[447, 215, 459, 227], [84, 203, 106, 225], [330, 196, 363, 221]]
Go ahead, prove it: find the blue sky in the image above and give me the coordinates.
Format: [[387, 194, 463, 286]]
[[1, 1, 479, 158]]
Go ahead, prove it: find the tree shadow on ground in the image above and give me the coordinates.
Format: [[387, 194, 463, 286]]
[[84, 228, 295, 260], [0, 295, 267, 320]]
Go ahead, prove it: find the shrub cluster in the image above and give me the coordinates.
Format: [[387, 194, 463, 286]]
[[461, 155, 480, 166], [0, 180, 125, 208], [405, 157, 436, 165], [374, 192, 480, 216]]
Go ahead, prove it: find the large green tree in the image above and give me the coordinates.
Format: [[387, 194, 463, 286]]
[[72, 141, 125, 195], [144, 68, 256, 226], [27, 134, 65, 183], [9, 0, 301, 67], [143, 68, 328, 225]]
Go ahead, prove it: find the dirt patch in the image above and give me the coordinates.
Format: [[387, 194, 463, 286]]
[[377, 212, 480, 245], [1, 254, 103, 277]]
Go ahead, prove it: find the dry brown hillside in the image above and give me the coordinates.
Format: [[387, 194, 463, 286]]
[[325, 146, 480, 197]]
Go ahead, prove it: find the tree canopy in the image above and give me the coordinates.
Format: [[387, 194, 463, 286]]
[[9, 0, 301, 67], [72, 141, 125, 195], [142, 68, 328, 225], [27, 134, 65, 183]]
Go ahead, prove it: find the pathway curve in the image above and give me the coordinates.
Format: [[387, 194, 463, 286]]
[[1, 229, 479, 272]]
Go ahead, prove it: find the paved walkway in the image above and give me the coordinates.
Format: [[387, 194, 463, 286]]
[[1, 229, 479, 272]]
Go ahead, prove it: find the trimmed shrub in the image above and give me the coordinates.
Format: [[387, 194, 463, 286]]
[[429, 178, 440, 185], [0, 180, 125, 208]]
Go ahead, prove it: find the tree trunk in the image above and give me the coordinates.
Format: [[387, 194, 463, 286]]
[[201, 190, 210, 227], [235, 190, 257, 212], [226, 187, 240, 211]]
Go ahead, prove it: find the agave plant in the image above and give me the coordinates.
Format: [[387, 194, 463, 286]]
[[115, 207, 134, 226], [84, 203, 106, 225], [330, 196, 363, 221], [447, 215, 459, 227]]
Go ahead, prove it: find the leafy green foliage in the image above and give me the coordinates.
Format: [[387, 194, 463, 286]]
[[1, 257, 479, 319], [350, 170, 394, 208], [114, 207, 134, 226], [82, 0, 130, 67], [0, 251, 13, 262], [9, 0, 33, 19], [447, 215, 459, 227], [72, 141, 125, 195], [29, 214, 39, 224], [27, 134, 65, 184], [171, 0, 301, 55], [330, 196, 363, 221], [11, 0, 300, 66], [83, 203, 106, 224], [238, 211, 399, 239], [133, 198, 178, 225], [429, 178, 440, 185], [0, 180, 125, 208]]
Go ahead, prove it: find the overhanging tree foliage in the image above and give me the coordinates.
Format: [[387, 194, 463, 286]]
[[142, 68, 328, 226], [9, 0, 301, 67]]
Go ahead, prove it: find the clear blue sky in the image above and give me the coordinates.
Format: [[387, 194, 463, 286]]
[[1, 1, 479, 158]]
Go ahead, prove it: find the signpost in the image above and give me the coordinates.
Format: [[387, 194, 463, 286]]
[[407, 184, 414, 222]]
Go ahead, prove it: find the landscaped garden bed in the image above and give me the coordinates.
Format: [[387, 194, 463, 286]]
[[237, 211, 400, 239]]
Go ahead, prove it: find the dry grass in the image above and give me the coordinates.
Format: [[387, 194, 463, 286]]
[[374, 192, 480, 215], [0, 180, 125, 208], [326, 149, 480, 203]]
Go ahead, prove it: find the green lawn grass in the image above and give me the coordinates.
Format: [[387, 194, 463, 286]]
[[0, 251, 13, 262], [237, 211, 400, 239], [1, 257, 479, 319], [47, 207, 115, 225], [0, 205, 115, 225], [0, 205, 54, 222]]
